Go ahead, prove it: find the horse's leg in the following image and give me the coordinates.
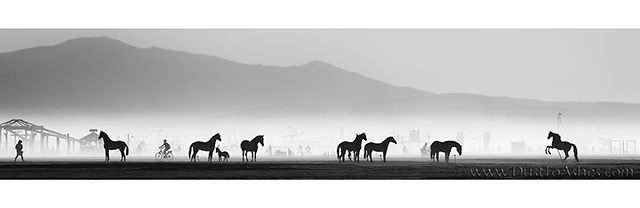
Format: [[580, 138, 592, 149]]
[[563, 149, 570, 162], [436, 153, 439, 162], [341, 149, 347, 162], [192, 149, 197, 162], [119, 148, 124, 162], [105, 150, 110, 162], [383, 151, 387, 163], [445, 152, 450, 163]]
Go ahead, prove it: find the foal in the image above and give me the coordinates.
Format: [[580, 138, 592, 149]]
[[215, 147, 230, 162]]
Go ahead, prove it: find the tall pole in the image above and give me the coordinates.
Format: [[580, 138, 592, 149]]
[[56, 137, 60, 155], [40, 131, 45, 154], [66, 134, 70, 155]]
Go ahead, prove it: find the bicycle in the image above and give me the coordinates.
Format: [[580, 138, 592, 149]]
[[155, 148, 174, 161]]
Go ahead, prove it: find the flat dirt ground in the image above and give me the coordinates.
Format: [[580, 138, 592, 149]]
[[1, 155, 639, 179]]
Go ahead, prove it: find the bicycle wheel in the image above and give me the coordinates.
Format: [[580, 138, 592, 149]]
[[166, 152, 174, 161], [155, 152, 162, 160]]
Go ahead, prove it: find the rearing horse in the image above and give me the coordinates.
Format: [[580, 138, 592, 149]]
[[546, 131, 579, 163], [97, 131, 129, 162], [241, 135, 264, 162], [336, 133, 367, 163], [363, 136, 397, 163], [188, 133, 222, 162], [430, 140, 462, 163]]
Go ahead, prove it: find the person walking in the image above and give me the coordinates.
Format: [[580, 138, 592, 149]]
[[14, 140, 24, 162]]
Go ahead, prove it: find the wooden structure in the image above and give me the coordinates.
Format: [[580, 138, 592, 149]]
[[0, 119, 80, 155], [78, 129, 102, 154], [610, 140, 637, 155], [397, 130, 427, 153]]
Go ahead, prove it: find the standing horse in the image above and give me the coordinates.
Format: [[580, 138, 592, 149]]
[[430, 140, 462, 163], [241, 135, 264, 162], [363, 136, 397, 163], [336, 133, 367, 163], [97, 131, 129, 162], [546, 131, 579, 163], [188, 133, 222, 162], [215, 147, 230, 162]]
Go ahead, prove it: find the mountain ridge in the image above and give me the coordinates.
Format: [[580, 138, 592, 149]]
[[0, 37, 432, 116]]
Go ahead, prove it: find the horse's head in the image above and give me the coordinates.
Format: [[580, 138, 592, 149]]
[[98, 131, 107, 140], [457, 145, 463, 156], [387, 136, 397, 144], [215, 147, 220, 153], [357, 133, 367, 141], [256, 135, 265, 146], [213, 133, 222, 142]]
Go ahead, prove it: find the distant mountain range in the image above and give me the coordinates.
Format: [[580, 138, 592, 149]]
[[0, 37, 429, 116], [1, 37, 639, 128]]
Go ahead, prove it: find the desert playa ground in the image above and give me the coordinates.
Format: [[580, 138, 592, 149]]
[[0, 155, 638, 179]]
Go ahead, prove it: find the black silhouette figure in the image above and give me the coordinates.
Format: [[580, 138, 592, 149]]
[[546, 131, 579, 163], [336, 133, 367, 163], [241, 135, 264, 162], [215, 147, 230, 162], [363, 136, 397, 163], [14, 140, 24, 162], [97, 131, 129, 162], [188, 133, 222, 162], [430, 140, 462, 163]]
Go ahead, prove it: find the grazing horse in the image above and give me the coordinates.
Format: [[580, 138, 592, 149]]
[[546, 131, 579, 163], [241, 135, 264, 162], [97, 131, 129, 162], [215, 147, 230, 162], [336, 133, 367, 163], [363, 136, 397, 163], [188, 133, 222, 162], [430, 140, 462, 163]]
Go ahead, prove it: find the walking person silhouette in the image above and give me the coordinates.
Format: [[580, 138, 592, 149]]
[[14, 140, 24, 162]]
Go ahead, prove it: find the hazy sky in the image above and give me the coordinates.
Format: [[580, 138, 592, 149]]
[[1, 29, 639, 104]]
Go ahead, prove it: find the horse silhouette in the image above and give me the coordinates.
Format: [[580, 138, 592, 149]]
[[430, 140, 462, 163], [241, 135, 264, 162], [215, 147, 230, 162], [188, 133, 222, 162], [97, 131, 129, 162], [336, 133, 367, 163], [546, 131, 579, 162], [363, 136, 397, 163]]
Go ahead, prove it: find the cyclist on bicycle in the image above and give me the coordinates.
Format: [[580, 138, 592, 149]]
[[159, 139, 171, 156]]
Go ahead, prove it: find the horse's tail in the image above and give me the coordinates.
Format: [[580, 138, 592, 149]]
[[188, 144, 193, 159], [125, 144, 129, 156], [571, 143, 579, 162]]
